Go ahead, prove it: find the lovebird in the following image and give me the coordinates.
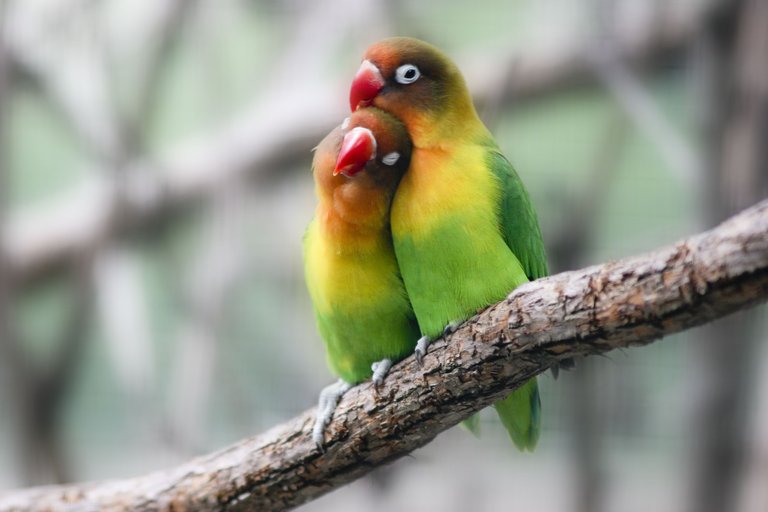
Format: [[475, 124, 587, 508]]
[[348, 37, 547, 450], [304, 107, 420, 446]]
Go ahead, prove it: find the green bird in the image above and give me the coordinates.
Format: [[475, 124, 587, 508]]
[[348, 37, 547, 450], [304, 107, 419, 446]]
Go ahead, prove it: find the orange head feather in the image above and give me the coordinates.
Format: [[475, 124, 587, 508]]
[[349, 37, 480, 146], [312, 108, 412, 237]]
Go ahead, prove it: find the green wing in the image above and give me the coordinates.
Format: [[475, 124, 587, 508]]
[[486, 147, 546, 451], [487, 150, 549, 280]]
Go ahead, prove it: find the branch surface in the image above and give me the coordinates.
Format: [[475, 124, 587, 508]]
[[1, 199, 767, 512]]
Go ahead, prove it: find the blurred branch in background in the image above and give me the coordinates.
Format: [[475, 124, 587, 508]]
[[1, 198, 766, 511], [0, 0, 16, 482], [164, 183, 248, 454], [588, 0, 698, 192], [0, 1, 92, 485], [688, 1, 768, 512], [0, 0, 10, 372], [17, 264, 92, 485], [117, 0, 198, 157], [94, 247, 156, 422], [92, 0, 199, 461], [590, 50, 698, 190], [1, 1, 703, 287], [5, 1, 119, 164], [471, 1, 697, 113]]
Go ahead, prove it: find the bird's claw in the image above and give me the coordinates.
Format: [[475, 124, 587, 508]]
[[413, 323, 460, 367], [551, 357, 577, 380], [414, 335, 431, 366], [371, 358, 393, 390], [312, 379, 352, 449], [442, 320, 462, 337]]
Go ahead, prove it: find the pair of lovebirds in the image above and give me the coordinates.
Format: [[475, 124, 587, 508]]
[[304, 38, 548, 450]]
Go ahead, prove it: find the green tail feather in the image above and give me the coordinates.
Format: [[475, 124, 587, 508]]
[[461, 413, 481, 437], [493, 378, 541, 451]]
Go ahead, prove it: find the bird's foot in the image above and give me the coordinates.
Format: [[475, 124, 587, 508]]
[[414, 322, 462, 366], [312, 379, 352, 450], [371, 358, 393, 389], [551, 357, 577, 379], [414, 335, 431, 366], [442, 320, 462, 337]]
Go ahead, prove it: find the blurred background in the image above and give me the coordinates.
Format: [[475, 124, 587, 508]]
[[0, 0, 767, 511]]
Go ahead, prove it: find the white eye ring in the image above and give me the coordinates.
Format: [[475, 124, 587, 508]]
[[395, 64, 420, 84], [382, 152, 400, 166]]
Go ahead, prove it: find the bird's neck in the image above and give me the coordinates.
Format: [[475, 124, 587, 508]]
[[315, 182, 393, 254], [408, 100, 489, 150]]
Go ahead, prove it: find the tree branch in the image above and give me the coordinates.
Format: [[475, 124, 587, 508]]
[[1, 197, 766, 511]]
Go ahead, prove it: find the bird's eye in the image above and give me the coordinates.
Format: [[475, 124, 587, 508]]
[[382, 152, 400, 166], [395, 64, 420, 85]]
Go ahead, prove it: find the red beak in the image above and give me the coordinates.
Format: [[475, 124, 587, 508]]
[[334, 127, 377, 177], [349, 60, 385, 112]]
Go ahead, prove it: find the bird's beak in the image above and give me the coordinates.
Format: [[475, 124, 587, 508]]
[[334, 127, 377, 177], [349, 60, 384, 112]]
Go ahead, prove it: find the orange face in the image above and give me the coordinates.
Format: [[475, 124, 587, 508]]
[[349, 37, 468, 130], [331, 108, 412, 187], [312, 108, 412, 240]]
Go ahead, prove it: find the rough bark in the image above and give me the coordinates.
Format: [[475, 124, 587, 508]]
[[0, 199, 766, 511]]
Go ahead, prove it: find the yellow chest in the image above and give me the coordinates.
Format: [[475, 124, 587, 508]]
[[391, 144, 501, 238], [304, 222, 402, 315]]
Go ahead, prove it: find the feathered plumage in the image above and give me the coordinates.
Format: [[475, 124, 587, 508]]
[[350, 37, 547, 449]]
